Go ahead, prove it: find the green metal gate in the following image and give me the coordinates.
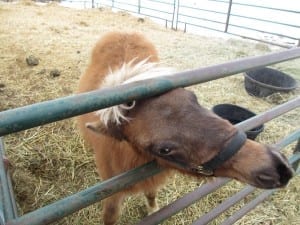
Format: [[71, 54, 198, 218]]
[[1, 48, 300, 225]]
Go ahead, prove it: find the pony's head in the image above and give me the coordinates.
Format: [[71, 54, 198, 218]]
[[87, 60, 293, 189]]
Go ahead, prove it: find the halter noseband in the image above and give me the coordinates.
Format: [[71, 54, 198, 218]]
[[190, 129, 247, 176]]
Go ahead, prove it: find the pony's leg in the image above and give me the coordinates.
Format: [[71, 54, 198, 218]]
[[103, 192, 125, 225], [145, 190, 159, 215]]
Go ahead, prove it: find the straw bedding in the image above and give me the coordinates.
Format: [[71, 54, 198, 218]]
[[0, 1, 299, 224]]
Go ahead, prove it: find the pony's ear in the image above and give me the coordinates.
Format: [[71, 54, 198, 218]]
[[86, 121, 125, 141], [86, 121, 104, 133]]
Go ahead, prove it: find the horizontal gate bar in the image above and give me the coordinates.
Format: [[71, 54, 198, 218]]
[[192, 129, 300, 225], [194, 152, 300, 225], [137, 96, 299, 224], [5, 161, 162, 225], [237, 96, 300, 132], [2, 97, 300, 225], [220, 159, 300, 225], [136, 128, 300, 225], [3, 98, 299, 225], [191, 186, 256, 225], [136, 178, 231, 225], [0, 47, 300, 136]]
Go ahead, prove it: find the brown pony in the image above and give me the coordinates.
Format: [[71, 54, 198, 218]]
[[77, 32, 293, 225]]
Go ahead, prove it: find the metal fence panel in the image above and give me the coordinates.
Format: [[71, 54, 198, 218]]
[[68, 0, 300, 47]]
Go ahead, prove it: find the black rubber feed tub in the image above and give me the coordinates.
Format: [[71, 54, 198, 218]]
[[244, 67, 297, 97], [212, 104, 264, 140]]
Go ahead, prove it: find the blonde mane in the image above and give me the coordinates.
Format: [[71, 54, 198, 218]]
[[96, 59, 175, 126]]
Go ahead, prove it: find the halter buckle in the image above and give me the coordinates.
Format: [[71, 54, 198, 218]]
[[196, 165, 214, 176]]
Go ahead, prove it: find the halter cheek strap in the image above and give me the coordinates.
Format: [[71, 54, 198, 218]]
[[191, 129, 247, 176], [145, 129, 247, 176]]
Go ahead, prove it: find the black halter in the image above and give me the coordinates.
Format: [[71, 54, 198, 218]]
[[150, 129, 247, 176], [190, 129, 247, 175]]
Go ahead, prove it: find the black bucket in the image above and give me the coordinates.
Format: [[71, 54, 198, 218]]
[[244, 67, 297, 97], [212, 104, 264, 140]]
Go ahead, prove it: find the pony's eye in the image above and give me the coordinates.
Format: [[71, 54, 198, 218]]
[[126, 101, 135, 108], [159, 148, 171, 155], [120, 101, 136, 110]]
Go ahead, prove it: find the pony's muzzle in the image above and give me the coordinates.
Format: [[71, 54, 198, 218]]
[[253, 147, 294, 189]]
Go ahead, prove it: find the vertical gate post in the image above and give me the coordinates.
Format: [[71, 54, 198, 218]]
[[225, 0, 233, 32], [292, 139, 300, 170], [171, 0, 179, 30], [0, 138, 18, 223], [138, 0, 141, 14]]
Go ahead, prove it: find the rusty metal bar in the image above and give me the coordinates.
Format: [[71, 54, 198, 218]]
[[1, 48, 300, 136]]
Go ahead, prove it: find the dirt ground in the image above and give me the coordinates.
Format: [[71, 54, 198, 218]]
[[0, 1, 299, 225]]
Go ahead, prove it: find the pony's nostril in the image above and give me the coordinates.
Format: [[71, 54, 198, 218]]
[[269, 150, 294, 186], [255, 171, 280, 188], [277, 163, 293, 186], [257, 174, 275, 182], [251, 148, 293, 189], [254, 162, 293, 189]]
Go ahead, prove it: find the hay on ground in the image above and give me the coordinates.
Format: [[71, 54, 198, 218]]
[[0, 1, 299, 225]]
